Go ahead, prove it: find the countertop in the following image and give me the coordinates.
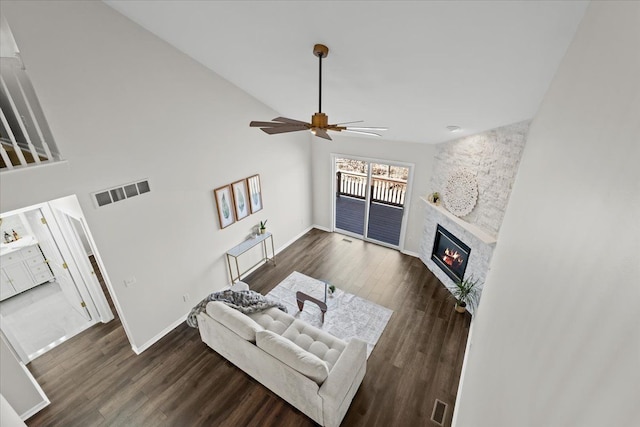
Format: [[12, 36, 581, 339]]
[[0, 235, 37, 257]]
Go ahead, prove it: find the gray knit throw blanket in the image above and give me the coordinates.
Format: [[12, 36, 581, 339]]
[[186, 289, 287, 328]]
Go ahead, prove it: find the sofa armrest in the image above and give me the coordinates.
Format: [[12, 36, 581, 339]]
[[318, 338, 366, 404]]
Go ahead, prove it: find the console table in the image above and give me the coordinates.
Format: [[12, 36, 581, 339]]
[[226, 232, 275, 284]]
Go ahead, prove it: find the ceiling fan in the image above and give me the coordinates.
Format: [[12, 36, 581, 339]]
[[250, 44, 386, 141]]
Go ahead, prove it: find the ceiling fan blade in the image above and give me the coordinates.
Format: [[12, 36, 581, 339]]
[[250, 121, 288, 127], [345, 126, 388, 131], [313, 128, 332, 140], [261, 125, 308, 135], [272, 117, 310, 126], [342, 129, 382, 137], [334, 120, 364, 126]]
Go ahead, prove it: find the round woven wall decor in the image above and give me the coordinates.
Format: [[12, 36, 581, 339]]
[[443, 169, 478, 217]]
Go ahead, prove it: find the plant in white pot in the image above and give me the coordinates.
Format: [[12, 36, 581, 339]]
[[328, 284, 336, 297], [451, 276, 481, 313]]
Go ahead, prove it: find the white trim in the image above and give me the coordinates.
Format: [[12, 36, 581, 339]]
[[17, 361, 50, 420], [231, 225, 315, 284], [275, 226, 314, 255], [41, 204, 101, 322], [50, 207, 114, 323], [130, 225, 320, 354], [333, 229, 364, 242], [0, 313, 29, 363], [401, 249, 420, 258], [451, 318, 476, 427], [312, 224, 331, 233], [27, 319, 97, 362], [330, 153, 415, 251], [0, 197, 134, 358], [131, 313, 187, 355], [20, 398, 49, 421], [421, 197, 497, 245], [45, 196, 135, 348], [0, 333, 50, 420]]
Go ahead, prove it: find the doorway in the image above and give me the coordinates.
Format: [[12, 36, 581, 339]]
[[333, 156, 412, 248], [0, 198, 113, 362]]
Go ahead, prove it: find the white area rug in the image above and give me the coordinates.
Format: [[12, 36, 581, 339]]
[[266, 271, 393, 358]]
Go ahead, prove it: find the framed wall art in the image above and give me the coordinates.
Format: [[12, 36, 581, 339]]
[[214, 185, 236, 229], [231, 179, 250, 221], [247, 174, 263, 213]]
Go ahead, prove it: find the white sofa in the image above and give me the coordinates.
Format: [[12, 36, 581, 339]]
[[197, 300, 367, 427]]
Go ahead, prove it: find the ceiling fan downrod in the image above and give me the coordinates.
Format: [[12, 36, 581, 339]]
[[314, 44, 329, 114]]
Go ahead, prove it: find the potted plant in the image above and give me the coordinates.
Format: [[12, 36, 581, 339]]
[[451, 275, 481, 313], [428, 191, 441, 205], [328, 284, 336, 297], [259, 219, 268, 234]]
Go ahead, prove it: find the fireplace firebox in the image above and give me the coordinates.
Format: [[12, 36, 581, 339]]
[[431, 225, 471, 283]]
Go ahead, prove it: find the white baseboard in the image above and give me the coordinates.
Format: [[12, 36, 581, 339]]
[[312, 224, 331, 232], [131, 313, 188, 355], [451, 318, 476, 426], [18, 362, 49, 420], [21, 399, 50, 421], [401, 249, 420, 258], [130, 225, 339, 355], [229, 225, 315, 285], [276, 226, 315, 255]]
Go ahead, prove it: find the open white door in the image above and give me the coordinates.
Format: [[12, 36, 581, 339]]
[[54, 211, 113, 323], [23, 209, 90, 320]]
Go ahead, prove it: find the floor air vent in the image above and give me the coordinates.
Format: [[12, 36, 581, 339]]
[[92, 180, 150, 208], [342, 238, 352, 243], [431, 399, 448, 426]]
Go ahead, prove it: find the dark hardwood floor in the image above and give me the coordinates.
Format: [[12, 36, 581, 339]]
[[26, 229, 470, 426]]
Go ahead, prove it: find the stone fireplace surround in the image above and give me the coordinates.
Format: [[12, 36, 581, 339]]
[[419, 121, 529, 314]]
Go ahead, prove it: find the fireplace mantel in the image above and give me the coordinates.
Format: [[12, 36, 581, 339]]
[[420, 197, 497, 245]]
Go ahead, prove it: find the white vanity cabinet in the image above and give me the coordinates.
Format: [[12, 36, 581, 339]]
[[0, 243, 54, 301]]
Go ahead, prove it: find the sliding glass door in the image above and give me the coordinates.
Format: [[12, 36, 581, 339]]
[[334, 156, 411, 248]]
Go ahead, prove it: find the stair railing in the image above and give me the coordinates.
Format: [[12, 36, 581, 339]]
[[0, 57, 60, 170]]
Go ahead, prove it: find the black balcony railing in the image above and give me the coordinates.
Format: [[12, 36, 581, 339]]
[[336, 171, 407, 207]]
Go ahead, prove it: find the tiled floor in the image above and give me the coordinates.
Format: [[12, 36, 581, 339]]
[[0, 281, 93, 360]]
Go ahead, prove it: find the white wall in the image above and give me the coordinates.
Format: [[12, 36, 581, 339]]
[[0, 336, 48, 419], [312, 134, 435, 254], [454, 2, 640, 426], [1, 394, 27, 427], [0, 1, 313, 350]]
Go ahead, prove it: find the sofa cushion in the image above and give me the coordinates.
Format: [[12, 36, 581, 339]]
[[248, 307, 294, 335], [282, 320, 346, 371], [256, 330, 329, 385], [206, 301, 263, 342]]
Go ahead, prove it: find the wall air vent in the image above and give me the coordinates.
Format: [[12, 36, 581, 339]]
[[92, 179, 150, 208]]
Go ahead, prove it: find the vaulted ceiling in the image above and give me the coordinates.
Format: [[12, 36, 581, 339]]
[[104, 1, 588, 144]]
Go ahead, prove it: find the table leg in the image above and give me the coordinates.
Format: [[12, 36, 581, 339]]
[[270, 235, 276, 265], [226, 254, 234, 284], [234, 257, 240, 283]]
